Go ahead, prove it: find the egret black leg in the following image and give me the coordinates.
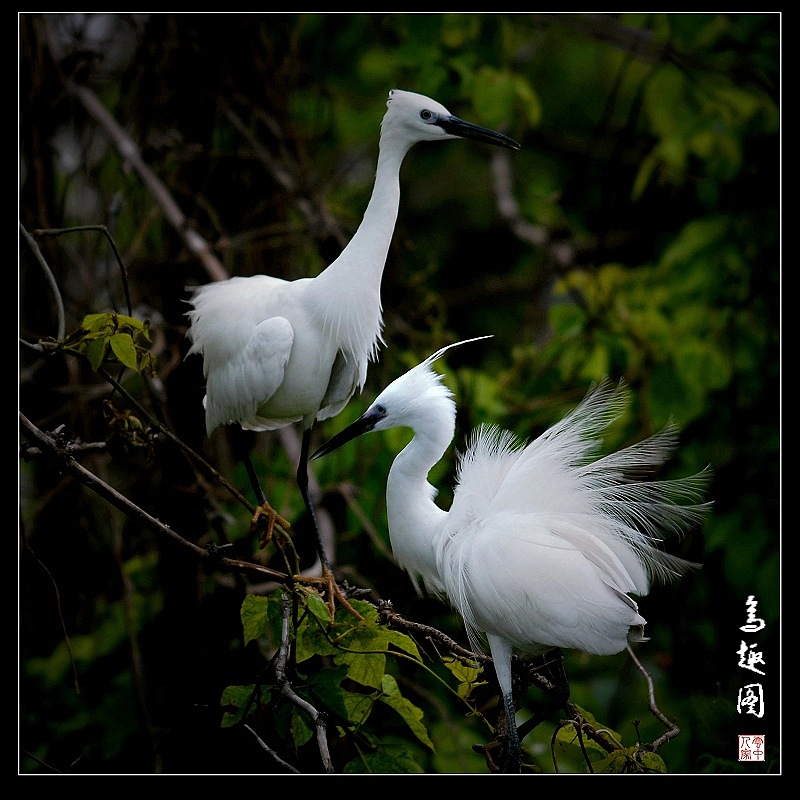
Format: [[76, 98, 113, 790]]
[[244, 448, 292, 549], [473, 689, 522, 773], [296, 426, 333, 574], [244, 450, 267, 506], [294, 427, 363, 620], [500, 690, 522, 773], [508, 649, 572, 766]]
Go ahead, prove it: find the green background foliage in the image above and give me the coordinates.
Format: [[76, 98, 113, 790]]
[[19, 13, 779, 774]]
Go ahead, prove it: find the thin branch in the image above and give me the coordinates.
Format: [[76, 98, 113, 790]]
[[219, 98, 349, 249], [20, 413, 288, 584], [20, 222, 66, 340], [243, 724, 300, 774], [378, 600, 488, 664], [96, 365, 257, 513], [22, 336, 261, 518], [67, 81, 228, 283], [274, 593, 335, 773], [627, 644, 681, 750], [29, 223, 134, 315], [20, 532, 80, 694]]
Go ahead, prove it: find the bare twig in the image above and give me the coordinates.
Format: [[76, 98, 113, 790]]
[[627, 644, 681, 749], [28, 223, 134, 315], [20, 223, 66, 340], [273, 593, 335, 773], [244, 724, 300, 774], [67, 81, 229, 283], [219, 99, 348, 249], [20, 413, 288, 584], [378, 600, 487, 664], [20, 533, 79, 694]]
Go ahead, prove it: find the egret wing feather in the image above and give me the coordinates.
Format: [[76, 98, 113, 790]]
[[438, 380, 704, 656], [186, 276, 296, 434], [205, 315, 294, 434], [437, 510, 647, 656]]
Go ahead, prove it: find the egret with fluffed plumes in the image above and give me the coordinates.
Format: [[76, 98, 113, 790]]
[[312, 338, 709, 771], [185, 92, 520, 597]]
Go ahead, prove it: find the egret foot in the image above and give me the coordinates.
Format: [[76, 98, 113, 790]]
[[295, 566, 364, 622], [473, 737, 523, 774], [250, 501, 292, 549], [497, 692, 522, 773], [474, 690, 524, 773]]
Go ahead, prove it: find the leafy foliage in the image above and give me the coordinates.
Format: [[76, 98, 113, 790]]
[[48, 312, 155, 374]]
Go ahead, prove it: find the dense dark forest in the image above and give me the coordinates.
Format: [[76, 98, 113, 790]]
[[19, 13, 780, 774]]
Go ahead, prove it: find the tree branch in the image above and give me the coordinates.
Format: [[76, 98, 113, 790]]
[[20, 412, 288, 584], [67, 81, 229, 283], [274, 593, 335, 773]]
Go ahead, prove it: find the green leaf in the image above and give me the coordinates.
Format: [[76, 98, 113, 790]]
[[289, 706, 314, 748], [305, 588, 334, 625], [303, 663, 351, 719], [81, 312, 146, 333], [86, 337, 107, 371], [341, 690, 375, 727], [343, 735, 426, 773], [383, 629, 423, 661], [590, 746, 667, 774], [82, 312, 114, 333], [442, 657, 487, 699], [336, 646, 386, 689], [109, 332, 138, 370], [240, 594, 272, 646], [219, 684, 269, 728], [378, 674, 434, 750], [637, 750, 667, 773], [332, 614, 390, 688], [294, 594, 340, 663], [554, 705, 623, 758], [591, 750, 632, 773]]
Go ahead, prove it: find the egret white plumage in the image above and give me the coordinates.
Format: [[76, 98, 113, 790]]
[[185, 91, 520, 597], [312, 339, 709, 771]]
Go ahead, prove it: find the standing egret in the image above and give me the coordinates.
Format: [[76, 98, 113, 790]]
[[312, 339, 710, 771], [185, 91, 520, 602]]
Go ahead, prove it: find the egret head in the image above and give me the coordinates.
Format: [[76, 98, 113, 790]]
[[312, 336, 492, 459], [383, 89, 520, 150]]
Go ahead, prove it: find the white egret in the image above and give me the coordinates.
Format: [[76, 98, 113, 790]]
[[312, 339, 709, 771], [185, 92, 520, 599]]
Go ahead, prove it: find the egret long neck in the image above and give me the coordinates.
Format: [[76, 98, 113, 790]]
[[313, 141, 409, 291], [309, 139, 411, 364], [385, 409, 454, 594]]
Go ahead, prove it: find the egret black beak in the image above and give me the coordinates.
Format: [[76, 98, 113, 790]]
[[438, 116, 520, 151], [311, 406, 386, 460]]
